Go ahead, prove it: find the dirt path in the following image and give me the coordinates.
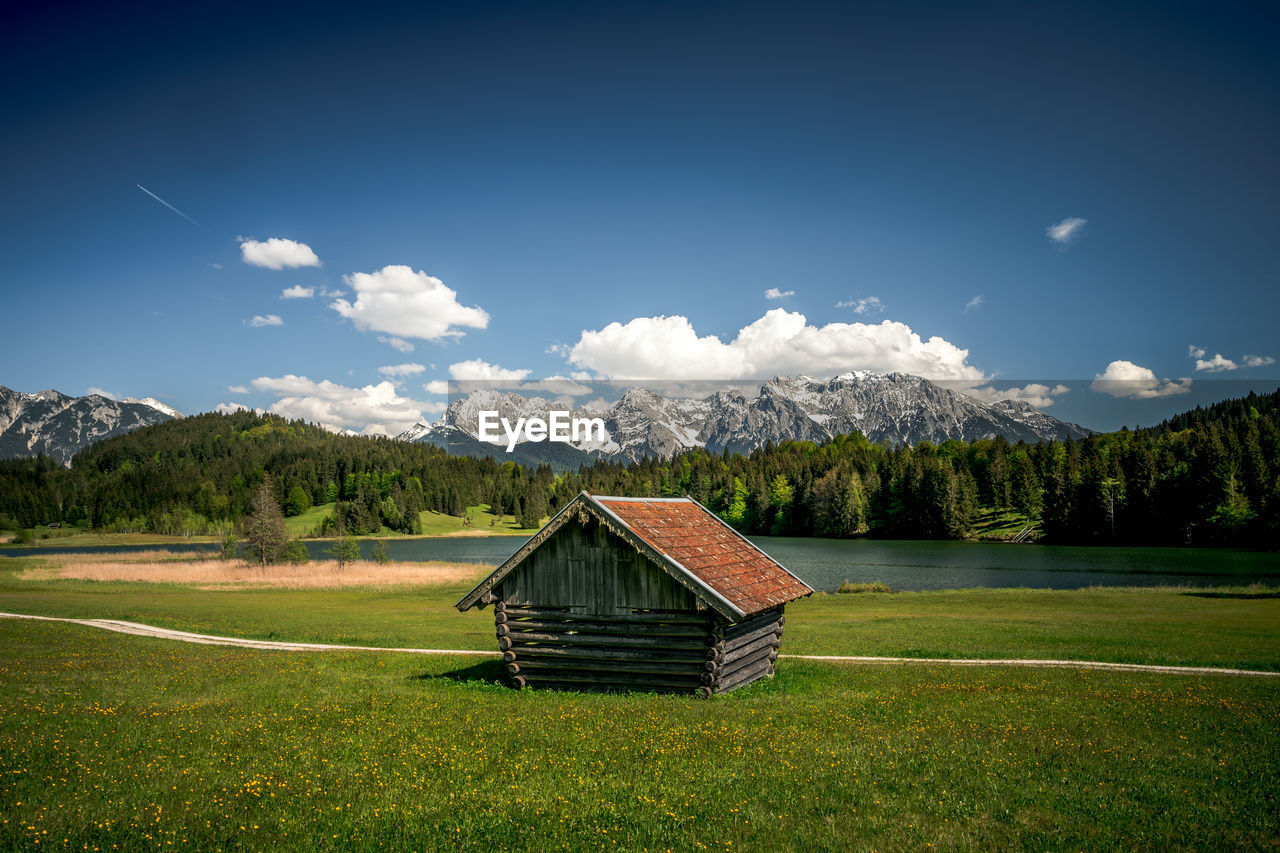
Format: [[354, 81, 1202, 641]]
[[3, 611, 1277, 678], [0, 612, 500, 656]]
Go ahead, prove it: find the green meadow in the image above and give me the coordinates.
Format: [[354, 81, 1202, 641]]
[[0, 554, 1277, 850]]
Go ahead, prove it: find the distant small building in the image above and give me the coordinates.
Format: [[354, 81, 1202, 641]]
[[457, 492, 813, 696]]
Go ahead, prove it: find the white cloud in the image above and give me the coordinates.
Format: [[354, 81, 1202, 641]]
[[964, 295, 984, 313], [566, 309, 985, 381], [448, 359, 532, 381], [764, 288, 794, 300], [209, 263, 223, 270], [1194, 353, 1238, 373], [239, 237, 321, 270], [281, 285, 314, 299], [247, 314, 284, 327], [86, 387, 118, 400], [214, 402, 251, 415], [378, 363, 427, 378], [423, 380, 450, 395], [965, 383, 1070, 409], [331, 265, 489, 341], [1046, 217, 1087, 245], [251, 374, 443, 436], [378, 335, 415, 353], [1091, 360, 1192, 399], [227, 384, 249, 394], [836, 296, 885, 315], [1188, 346, 1275, 371]]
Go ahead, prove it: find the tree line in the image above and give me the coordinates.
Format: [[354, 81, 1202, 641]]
[[554, 388, 1280, 547], [1, 389, 1277, 548], [0, 410, 553, 538]]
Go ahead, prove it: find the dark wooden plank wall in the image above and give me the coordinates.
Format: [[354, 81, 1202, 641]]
[[497, 602, 785, 697], [498, 519, 696, 615]]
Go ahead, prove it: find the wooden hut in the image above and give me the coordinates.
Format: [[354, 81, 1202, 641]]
[[456, 492, 813, 696]]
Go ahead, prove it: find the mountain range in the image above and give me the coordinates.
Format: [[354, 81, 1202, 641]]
[[0, 386, 180, 465], [398, 372, 1092, 465]]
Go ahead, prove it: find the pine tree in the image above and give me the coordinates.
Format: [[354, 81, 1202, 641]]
[[241, 477, 288, 566]]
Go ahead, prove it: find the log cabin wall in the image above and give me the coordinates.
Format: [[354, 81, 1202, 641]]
[[495, 595, 786, 697], [496, 518, 697, 615]]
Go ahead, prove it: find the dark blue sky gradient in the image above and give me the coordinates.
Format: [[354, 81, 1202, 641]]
[[1, 0, 1276, 431]]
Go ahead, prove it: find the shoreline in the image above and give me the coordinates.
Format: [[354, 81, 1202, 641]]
[[2, 531, 1278, 553]]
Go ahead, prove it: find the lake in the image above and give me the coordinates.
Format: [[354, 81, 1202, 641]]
[[7, 536, 1279, 592]]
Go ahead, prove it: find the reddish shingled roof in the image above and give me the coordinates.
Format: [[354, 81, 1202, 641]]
[[593, 496, 812, 616]]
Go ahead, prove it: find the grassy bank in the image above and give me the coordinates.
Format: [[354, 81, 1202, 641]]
[[2, 554, 1279, 670], [1, 617, 1276, 851]]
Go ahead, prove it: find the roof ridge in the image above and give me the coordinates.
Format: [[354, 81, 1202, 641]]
[[592, 495, 693, 503]]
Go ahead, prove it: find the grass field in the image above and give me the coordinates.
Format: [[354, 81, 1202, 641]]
[[283, 502, 543, 538], [283, 503, 336, 537], [968, 508, 1039, 541], [417, 504, 544, 537], [1, 553, 1277, 850]]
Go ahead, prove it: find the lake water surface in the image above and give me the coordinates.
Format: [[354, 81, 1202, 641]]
[[8, 536, 1278, 592]]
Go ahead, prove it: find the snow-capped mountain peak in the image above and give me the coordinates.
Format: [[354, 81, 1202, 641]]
[[122, 397, 184, 419], [0, 385, 179, 466], [395, 372, 1092, 462]]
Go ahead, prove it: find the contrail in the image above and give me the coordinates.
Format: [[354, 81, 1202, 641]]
[[136, 184, 209, 231]]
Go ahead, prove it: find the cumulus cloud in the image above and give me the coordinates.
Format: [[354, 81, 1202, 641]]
[[965, 383, 1070, 409], [1193, 353, 1238, 373], [86, 387, 118, 400], [378, 363, 427, 378], [566, 309, 985, 381], [227, 385, 249, 394], [1187, 345, 1275, 372], [423, 380, 450, 395], [1046, 217, 1087, 245], [1091, 360, 1192, 399], [448, 359, 532, 381], [964, 295, 985, 313], [331, 265, 489, 341], [764, 288, 794, 300], [378, 335, 415, 353], [251, 374, 443, 436], [214, 402, 253, 415], [836, 296, 885, 315], [281, 285, 314, 299], [239, 237, 321, 270], [247, 314, 284, 327]]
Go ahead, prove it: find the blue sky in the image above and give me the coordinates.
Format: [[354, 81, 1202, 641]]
[[2, 0, 1276, 434]]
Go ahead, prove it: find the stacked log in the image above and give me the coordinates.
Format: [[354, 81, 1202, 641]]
[[496, 602, 783, 696], [704, 608, 783, 695]]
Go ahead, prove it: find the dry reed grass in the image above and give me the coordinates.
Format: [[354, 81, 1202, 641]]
[[20, 551, 489, 589]]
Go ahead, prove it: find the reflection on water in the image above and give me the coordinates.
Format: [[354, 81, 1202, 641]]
[[7, 536, 1279, 593]]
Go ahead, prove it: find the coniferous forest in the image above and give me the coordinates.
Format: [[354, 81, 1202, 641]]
[[1, 389, 1278, 548]]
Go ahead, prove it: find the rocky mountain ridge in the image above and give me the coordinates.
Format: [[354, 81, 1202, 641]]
[[399, 372, 1092, 463], [0, 386, 180, 465]]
